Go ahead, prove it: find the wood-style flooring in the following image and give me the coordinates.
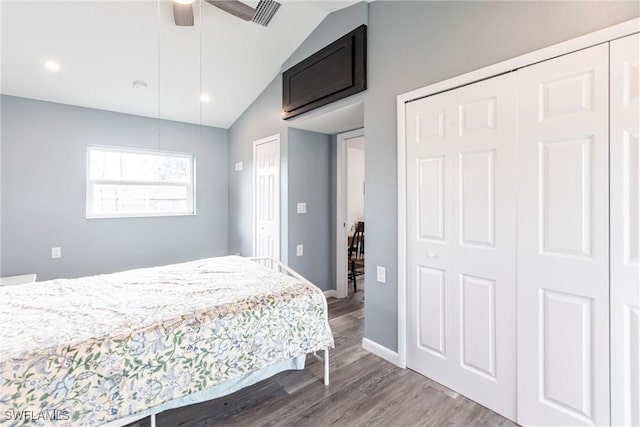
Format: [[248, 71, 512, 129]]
[[131, 288, 516, 427]]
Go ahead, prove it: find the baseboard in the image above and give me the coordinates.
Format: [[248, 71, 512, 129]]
[[323, 289, 337, 298], [362, 337, 400, 366]]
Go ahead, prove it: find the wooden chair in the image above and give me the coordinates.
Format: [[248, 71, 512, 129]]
[[348, 221, 365, 293]]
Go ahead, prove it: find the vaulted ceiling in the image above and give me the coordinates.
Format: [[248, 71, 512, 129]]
[[1, 1, 356, 128]]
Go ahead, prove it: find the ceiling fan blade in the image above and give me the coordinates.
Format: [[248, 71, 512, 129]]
[[205, 0, 255, 21], [173, 2, 194, 26]]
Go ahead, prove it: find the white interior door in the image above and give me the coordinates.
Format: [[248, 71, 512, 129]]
[[253, 135, 280, 259], [405, 72, 517, 420], [517, 43, 610, 426], [611, 33, 640, 427]]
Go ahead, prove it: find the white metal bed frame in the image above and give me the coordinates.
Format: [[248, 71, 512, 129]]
[[250, 257, 330, 386], [104, 256, 330, 427]]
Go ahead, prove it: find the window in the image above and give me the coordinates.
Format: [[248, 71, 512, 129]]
[[86, 146, 195, 218]]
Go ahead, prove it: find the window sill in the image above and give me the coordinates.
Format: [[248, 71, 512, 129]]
[[85, 212, 197, 220]]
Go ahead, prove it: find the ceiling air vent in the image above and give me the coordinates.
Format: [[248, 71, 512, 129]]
[[252, 0, 280, 27]]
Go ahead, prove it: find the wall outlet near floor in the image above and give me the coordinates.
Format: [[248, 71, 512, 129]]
[[376, 266, 386, 283], [296, 202, 307, 214], [296, 244, 304, 256], [51, 247, 62, 259]]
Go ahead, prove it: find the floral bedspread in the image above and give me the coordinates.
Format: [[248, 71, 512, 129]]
[[0, 256, 334, 426]]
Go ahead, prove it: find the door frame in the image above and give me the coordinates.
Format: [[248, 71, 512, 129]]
[[396, 18, 639, 369], [336, 128, 365, 299], [253, 133, 281, 259]]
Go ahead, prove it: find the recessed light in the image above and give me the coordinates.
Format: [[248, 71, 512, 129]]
[[174, 0, 195, 4], [132, 80, 148, 90], [200, 93, 210, 103], [44, 60, 60, 72]]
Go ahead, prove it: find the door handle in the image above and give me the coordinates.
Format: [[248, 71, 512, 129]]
[[426, 252, 438, 259]]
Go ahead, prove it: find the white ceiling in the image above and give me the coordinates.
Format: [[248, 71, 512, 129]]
[[1, 0, 356, 128]]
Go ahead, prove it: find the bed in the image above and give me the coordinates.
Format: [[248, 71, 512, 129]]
[[0, 256, 334, 427]]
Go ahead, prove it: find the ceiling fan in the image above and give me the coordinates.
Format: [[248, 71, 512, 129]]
[[173, 0, 281, 27]]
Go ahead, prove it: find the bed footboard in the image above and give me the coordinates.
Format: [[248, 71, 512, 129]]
[[249, 256, 311, 285]]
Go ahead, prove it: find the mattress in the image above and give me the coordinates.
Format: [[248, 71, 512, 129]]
[[0, 256, 334, 426]]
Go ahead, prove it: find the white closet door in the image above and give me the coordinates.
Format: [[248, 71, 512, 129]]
[[611, 33, 640, 427], [406, 72, 517, 420], [517, 43, 610, 426]]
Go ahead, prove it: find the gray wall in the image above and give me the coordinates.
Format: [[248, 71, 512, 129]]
[[228, 2, 367, 283], [1, 95, 229, 281], [226, 81, 333, 291], [228, 0, 639, 352], [282, 2, 368, 72], [364, 1, 640, 351], [287, 128, 332, 291], [228, 77, 289, 260], [0, 3, 3, 278]]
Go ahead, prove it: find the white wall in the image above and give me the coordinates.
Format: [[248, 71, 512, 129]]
[[347, 137, 365, 232]]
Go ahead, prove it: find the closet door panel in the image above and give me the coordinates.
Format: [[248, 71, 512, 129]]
[[451, 76, 517, 421], [406, 88, 457, 385], [517, 43, 610, 426], [406, 72, 517, 421], [611, 33, 640, 427]]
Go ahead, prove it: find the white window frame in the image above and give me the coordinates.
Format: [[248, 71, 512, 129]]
[[85, 145, 196, 219]]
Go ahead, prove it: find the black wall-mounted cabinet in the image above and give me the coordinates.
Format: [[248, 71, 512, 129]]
[[282, 25, 367, 120]]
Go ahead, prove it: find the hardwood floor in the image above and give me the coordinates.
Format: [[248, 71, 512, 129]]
[[133, 290, 516, 427]]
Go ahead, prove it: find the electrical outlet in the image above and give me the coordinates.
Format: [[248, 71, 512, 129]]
[[376, 266, 386, 283], [297, 202, 307, 214], [235, 162, 243, 171], [296, 244, 304, 256], [51, 247, 62, 259]]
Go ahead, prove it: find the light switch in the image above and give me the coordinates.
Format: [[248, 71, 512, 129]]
[[297, 202, 306, 214], [376, 266, 386, 283], [235, 162, 243, 171], [51, 247, 62, 259], [296, 244, 304, 256]]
